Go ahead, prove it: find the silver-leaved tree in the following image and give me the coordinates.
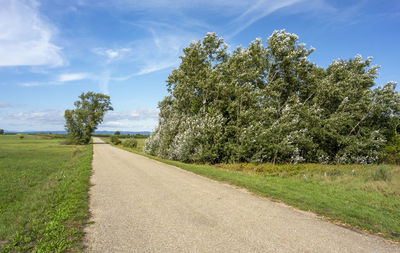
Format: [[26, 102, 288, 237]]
[[145, 30, 400, 164]]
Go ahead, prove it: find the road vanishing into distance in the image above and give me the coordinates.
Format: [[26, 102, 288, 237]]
[[84, 138, 399, 252]]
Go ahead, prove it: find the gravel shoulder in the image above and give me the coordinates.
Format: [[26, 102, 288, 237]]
[[84, 137, 400, 252]]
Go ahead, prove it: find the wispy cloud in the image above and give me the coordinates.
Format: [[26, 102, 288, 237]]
[[99, 71, 110, 94], [226, 0, 305, 38], [19, 72, 92, 86], [58, 72, 90, 82], [0, 102, 12, 108], [19, 81, 53, 87], [105, 108, 159, 121], [0, 0, 63, 67], [0, 109, 64, 124], [93, 47, 131, 62], [109, 22, 199, 81]]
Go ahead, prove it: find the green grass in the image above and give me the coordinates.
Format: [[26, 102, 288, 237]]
[[104, 137, 400, 242], [101, 136, 145, 153], [0, 135, 92, 252]]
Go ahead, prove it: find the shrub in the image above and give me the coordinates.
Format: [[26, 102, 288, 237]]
[[61, 136, 77, 145], [122, 138, 138, 148], [110, 135, 121, 145], [19, 135, 24, 139], [366, 165, 392, 181], [382, 134, 400, 164]]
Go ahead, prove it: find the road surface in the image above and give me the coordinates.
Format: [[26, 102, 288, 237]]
[[84, 137, 399, 252]]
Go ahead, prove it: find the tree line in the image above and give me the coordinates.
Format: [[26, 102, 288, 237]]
[[144, 30, 400, 164]]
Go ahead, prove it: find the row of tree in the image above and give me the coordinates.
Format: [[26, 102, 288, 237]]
[[144, 30, 400, 164]]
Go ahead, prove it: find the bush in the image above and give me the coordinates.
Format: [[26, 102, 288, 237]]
[[110, 135, 121, 145], [382, 134, 400, 164], [366, 165, 392, 181], [19, 135, 24, 139], [122, 138, 138, 148]]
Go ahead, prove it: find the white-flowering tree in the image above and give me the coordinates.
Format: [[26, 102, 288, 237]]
[[145, 30, 400, 164]]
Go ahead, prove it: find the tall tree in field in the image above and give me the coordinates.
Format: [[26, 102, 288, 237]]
[[64, 92, 113, 144]]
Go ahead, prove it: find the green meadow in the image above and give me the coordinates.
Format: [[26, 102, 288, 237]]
[[105, 137, 400, 243], [0, 135, 92, 252]]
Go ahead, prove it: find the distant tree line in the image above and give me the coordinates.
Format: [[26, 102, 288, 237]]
[[145, 30, 400, 164]]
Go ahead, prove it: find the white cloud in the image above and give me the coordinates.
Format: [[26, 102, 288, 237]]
[[0, 109, 64, 124], [97, 108, 159, 131], [101, 121, 125, 127], [0, 0, 63, 67], [0, 108, 158, 131], [58, 73, 90, 82], [105, 109, 159, 121], [93, 47, 131, 61], [18, 72, 91, 86]]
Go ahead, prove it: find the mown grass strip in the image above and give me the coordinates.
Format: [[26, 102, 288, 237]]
[[102, 137, 400, 243], [0, 135, 92, 252]]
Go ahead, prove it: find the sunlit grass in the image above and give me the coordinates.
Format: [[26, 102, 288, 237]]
[[0, 135, 92, 252]]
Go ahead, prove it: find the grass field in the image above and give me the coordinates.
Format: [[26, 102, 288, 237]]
[[104, 137, 400, 243], [101, 136, 146, 153], [0, 135, 92, 252]]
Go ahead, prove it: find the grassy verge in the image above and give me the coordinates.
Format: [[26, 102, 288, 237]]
[[102, 137, 400, 243], [0, 135, 92, 252]]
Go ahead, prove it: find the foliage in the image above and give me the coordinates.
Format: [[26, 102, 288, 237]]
[[145, 30, 400, 164], [0, 135, 92, 252], [110, 135, 121, 145], [19, 135, 24, 139], [382, 134, 400, 164], [64, 92, 113, 145], [122, 138, 138, 148], [0, 129, 4, 135], [114, 131, 120, 136]]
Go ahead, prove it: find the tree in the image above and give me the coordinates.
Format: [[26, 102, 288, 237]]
[[0, 129, 4, 135], [64, 92, 113, 144], [114, 131, 120, 136], [145, 31, 400, 164]]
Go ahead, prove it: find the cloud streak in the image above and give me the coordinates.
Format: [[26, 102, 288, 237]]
[[0, 0, 63, 67], [226, 0, 305, 38], [58, 73, 90, 82]]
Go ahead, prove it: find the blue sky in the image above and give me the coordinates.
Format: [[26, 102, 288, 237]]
[[0, 0, 399, 132]]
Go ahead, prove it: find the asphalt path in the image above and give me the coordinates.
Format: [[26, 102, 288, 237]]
[[84, 137, 399, 252]]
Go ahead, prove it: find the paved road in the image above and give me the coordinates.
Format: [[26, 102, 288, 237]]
[[84, 138, 399, 252]]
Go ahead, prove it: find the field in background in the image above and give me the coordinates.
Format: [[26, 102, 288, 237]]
[[100, 136, 146, 153], [105, 136, 400, 242], [0, 135, 92, 252]]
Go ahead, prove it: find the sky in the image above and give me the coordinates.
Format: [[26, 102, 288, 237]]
[[0, 0, 399, 132]]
